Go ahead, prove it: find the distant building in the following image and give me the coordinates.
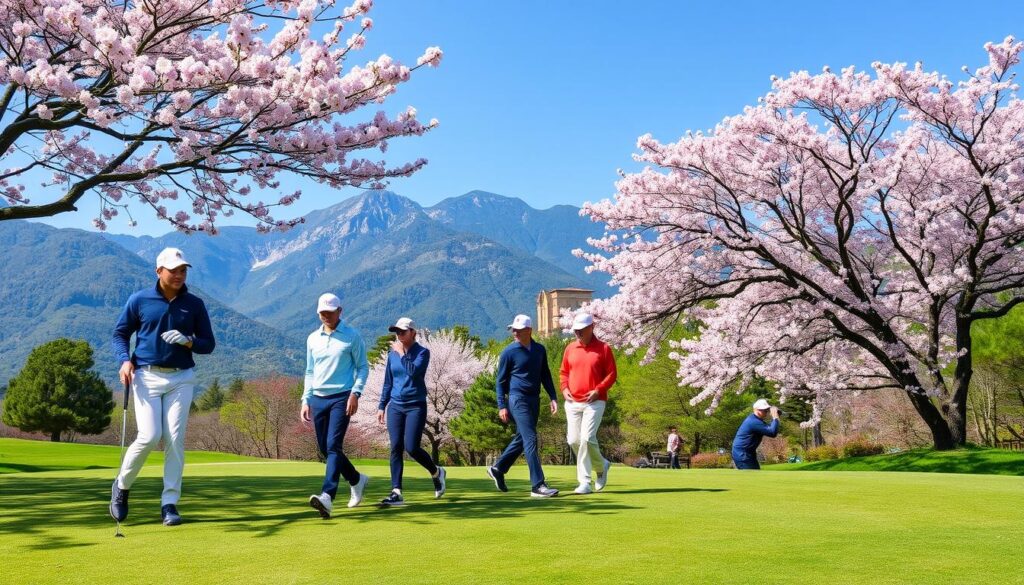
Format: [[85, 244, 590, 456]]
[[536, 288, 593, 337]]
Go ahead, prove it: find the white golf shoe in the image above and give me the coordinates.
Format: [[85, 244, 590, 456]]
[[309, 492, 332, 519], [595, 459, 611, 491], [574, 482, 593, 495], [433, 466, 447, 499], [530, 484, 559, 498], [348, 473, 369, 508]]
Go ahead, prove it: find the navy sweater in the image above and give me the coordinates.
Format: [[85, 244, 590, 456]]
[[112, 282, 215, 369], [495, 341, 556, 409]]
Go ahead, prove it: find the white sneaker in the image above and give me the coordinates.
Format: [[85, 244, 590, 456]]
[[530, 484, 559, 498], [595, 459, 611, 492], [348, 473, 369, 508], [433, 466, 447, 499], [574, 483, 593, 495], [309, 492, 332, 519]]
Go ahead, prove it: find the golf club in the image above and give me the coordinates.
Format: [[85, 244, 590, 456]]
[[114, 378, 130, 538]]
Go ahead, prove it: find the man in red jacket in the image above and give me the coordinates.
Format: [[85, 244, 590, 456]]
[[559, 313, 617, 494]]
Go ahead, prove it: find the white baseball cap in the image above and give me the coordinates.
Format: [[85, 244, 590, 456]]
[[752, 398, 772, 411], [317, 293, 342, 312], [156, 247, 191, 270], [571, 312, 595, 331], [388, 317, 416, 332], [507, 314, 532, 330]]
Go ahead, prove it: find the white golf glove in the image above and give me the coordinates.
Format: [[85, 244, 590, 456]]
[[161, 330, 191, 346]]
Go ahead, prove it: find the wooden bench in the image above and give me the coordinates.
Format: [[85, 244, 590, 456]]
[[649, 451, 691, 469], [996, 440, 1024, 451]]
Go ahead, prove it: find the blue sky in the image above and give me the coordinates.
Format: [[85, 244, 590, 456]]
[[35, 0, 1024, 234]]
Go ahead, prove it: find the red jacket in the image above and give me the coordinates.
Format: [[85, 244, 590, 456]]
[[559, 337, 617, 402]]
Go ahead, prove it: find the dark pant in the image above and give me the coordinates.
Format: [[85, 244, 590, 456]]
[[494, 394, 544, 490], [670, 452, 681, 469], [387, 401, 437, 489], [732, 449, 760, 470], [311, 393, 361, 498]]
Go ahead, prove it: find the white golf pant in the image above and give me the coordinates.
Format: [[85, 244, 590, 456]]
[[565, 399, 606, 485], [116, 367, 194, 506]]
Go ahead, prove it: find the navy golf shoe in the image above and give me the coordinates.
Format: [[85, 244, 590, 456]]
[[161, 504, 182, 526], [110, 481, 129, 522]]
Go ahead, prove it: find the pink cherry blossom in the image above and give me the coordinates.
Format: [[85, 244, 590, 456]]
[[0, 0, 441, 233], [578, 37, 1024, 450]]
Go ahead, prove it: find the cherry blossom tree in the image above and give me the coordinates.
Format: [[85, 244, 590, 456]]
[[0, 0, 441, 232], [578, 38, 1024, 450], [352, 329, 492, 461]]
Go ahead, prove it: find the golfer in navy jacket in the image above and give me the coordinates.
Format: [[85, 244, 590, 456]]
[[486, 314, 559, 497], [109, 247, 215, 526], [376, 318, 446, 506], [731, 398, 781, 470]]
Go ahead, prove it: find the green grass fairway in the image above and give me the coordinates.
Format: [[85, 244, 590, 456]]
[[1, 440, 1021, 584], [0, 438, 387, 474], [0, 438, 264, 474], [770, 445, 1024, 475]]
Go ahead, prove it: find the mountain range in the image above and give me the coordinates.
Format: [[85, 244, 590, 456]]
[[427, 190, 610, 294], [0, 220, 304, 388], [104, 190, 611, 342], [0, 189, 610, 388]]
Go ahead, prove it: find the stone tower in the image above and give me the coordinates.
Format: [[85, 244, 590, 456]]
[[535, 288, 593, 337]]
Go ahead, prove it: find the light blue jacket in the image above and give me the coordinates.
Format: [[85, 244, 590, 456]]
[[302, 321, 368, 404]]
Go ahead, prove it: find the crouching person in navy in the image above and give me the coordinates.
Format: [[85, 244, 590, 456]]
[[731, 399, 781, 470], [110, 247, 216, 527], [302, 293, 370, 519]]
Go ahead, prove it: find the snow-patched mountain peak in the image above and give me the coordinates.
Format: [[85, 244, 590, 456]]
[[251, 190, 426, 270]]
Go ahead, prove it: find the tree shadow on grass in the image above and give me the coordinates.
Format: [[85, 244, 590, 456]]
[[179, 476, 650, 533], [0, 473, 322, 548], [0, 463, 111, 474], [0, 473, 729, 549]]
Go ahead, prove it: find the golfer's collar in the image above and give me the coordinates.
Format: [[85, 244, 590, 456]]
[[319, 320, 345, 336], [152, 280, 188, 297]]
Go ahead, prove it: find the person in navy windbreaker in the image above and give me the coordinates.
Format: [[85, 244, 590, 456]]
[[376, 318, 446, 506], [109, 247, 215, 527], [731, 398, 781, 469], [486, 314, 560, 498]]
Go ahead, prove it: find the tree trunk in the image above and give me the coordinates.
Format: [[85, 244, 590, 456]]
[[812, 423, 825, 447], [942, 398, 968, 448], [50, 430, 61, 442], [904, 389, 959, 450], [936, 316, 971, 449]]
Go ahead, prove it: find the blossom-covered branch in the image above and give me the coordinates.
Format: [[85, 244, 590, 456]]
[[578, 38, 1024, 449], [0, 0, 442, 232]]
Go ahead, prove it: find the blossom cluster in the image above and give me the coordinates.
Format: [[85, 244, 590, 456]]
[[577, 38, 1024, 434], [0, 0, 441, 232]]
